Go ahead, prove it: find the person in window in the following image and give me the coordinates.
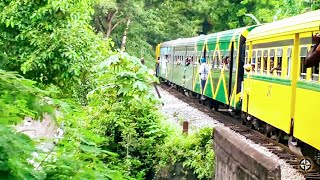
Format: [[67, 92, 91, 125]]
[[165, 55, 169, 63], [257, 59, 261, 72], [199, 57, 208, 100], [270, 57, 280, 74], [251, 60, 256, 73], [305, 34, 320, 68], [185, 57, 191, 66]]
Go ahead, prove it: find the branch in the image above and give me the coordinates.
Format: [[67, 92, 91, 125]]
[[111, 19, 126, 31], [97, 16, 108, 32]]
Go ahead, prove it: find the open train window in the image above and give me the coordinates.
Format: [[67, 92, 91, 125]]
[[263, 50, 268, 74], [287, 48, 292, 78], [276, 48, 283, 77], [245, 51, 248, 64], [232, 50, 237, 72], [269, 49, 275, 75], [252, 50, 256, 63], [224, 50, 230, 70], [214, 51, 219, 69], [257, 50, 262, 74], [209, 51, 214, 68], [300, 47, 308, 80], [312, 63, 319, 82]]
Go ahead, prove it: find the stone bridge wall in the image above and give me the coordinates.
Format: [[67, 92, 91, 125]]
[[214, 126, 281, 180]]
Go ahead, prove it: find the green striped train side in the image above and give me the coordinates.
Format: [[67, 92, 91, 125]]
[[193, 26, 257, 109]]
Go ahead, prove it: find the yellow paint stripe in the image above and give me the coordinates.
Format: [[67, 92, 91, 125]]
[[242, 29, 249, 38], [203, 70, 211, 94], [221, 72, 230, 104], [211, 75, 215, 97]]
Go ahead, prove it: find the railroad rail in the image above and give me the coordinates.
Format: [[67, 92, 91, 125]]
[[159, 83, 320, 180]]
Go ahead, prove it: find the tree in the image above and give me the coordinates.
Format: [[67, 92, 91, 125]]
[[0, 0, 110, 101], [93, 0, 144, 49]]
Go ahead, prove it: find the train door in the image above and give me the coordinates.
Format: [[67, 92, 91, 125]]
[[228, 42, 235, 107]]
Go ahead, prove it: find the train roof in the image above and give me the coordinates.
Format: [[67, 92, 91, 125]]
[[248, 10, 320, 41], [196, 26, 257, 51], [160, 26, 256, 49], [161, 36, 200, 47], [197, 27, 249, 44]]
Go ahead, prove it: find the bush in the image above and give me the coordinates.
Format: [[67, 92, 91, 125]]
[[157, 127, 215, 180]]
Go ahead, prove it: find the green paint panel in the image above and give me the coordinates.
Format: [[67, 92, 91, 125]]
[[230, 94, 235, 108], [216, 77, 227, 104], [235, 101, 241, 109], [207, 34, 218, 44], [219, 42, 230, 52], [168, 62, 174, 82], [184, 66, 194, 91], [297, 81, 320, 92], [172, 65, 185, 86], [197, 37, 206, 51], [244, 74, 291, 86], [211, 70, 220, 96], [208, 43, 216, 51], [194, 79, 201, 94], [204, 79, 214, 98]]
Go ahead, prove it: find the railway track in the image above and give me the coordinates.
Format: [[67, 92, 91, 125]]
[[159, 83, 320, 180]]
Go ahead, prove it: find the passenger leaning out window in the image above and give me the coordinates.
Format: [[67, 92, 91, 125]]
[[305, 33, 320, 68]]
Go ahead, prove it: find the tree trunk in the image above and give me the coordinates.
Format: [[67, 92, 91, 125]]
[[120, 18, 131, 51]]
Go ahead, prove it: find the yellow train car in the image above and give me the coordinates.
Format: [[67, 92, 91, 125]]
[[243, 10, 320, 160]]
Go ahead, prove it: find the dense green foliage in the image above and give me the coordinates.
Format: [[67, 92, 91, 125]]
[[157, 127, 215, 179], [0, 0, 110, 101], [0, 71, 53, 179], [93, 0, 320, 67], [0, 0, 317, 179], [43, 53, 169, 179]]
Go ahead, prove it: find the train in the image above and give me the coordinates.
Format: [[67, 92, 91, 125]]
[[155, 10, 320, 168]]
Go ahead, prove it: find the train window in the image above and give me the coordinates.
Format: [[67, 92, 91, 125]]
[[311, 63, 319, 82], [252, 51, 256, 72], [257, 50, 262, 74], [300, 47, 308, 80], [269, 49, 275, 57], [276, 48, 283, 77], [214, 51, 219, 69], [245, 51, 248, 64], [269, 49, 275, 75], [287, 48, 292, 78], [232, 50, 237, 72], [225, 50, 230, 70], [263, 50, 268, 74]]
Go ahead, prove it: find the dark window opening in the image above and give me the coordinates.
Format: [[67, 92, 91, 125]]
[[277, 57, 282, 76], [287, 48, 292, 78], [300, 57, 307, 80], [300, 47, 308, 80], [276, 49, 283, 76], [263, 50, 268, 74], [312, 63, 319, 82]]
